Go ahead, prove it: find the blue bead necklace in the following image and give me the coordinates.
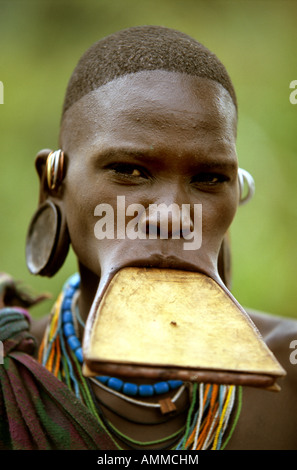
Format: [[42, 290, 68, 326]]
[[62, 274, 183, 398]]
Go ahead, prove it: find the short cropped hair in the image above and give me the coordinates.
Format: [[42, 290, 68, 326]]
[[62, 25, 237, 116]]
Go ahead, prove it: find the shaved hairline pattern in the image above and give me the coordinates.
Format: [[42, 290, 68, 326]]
[[62, 25, 237, 117]]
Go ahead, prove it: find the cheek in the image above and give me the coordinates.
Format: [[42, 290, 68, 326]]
[[200, 191, 238, 243], [63, 179, 101, 267], [65, 195, 96, 265], [63, 170, 123, 274]]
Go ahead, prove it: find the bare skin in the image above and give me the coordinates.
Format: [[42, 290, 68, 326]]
[[28, 71, 297, 450], [227, 310, 297, 450]]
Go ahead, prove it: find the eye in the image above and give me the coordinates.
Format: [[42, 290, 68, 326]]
[[107, 163, 150, 182], [191, 173, 229, 188], [112, 164, 141, 176], [129, 168, 141, 176]]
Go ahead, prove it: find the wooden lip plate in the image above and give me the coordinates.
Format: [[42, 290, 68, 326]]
[[83, 268, 286, 391]]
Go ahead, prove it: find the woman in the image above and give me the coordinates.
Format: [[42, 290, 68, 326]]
[[1, 26, 296, 450]]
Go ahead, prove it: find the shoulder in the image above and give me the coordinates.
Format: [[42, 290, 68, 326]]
[[248, 309, 297, 390], [248, 308, 297, 339], [226, 309, 297, 450], [248, 309, 297, 374]]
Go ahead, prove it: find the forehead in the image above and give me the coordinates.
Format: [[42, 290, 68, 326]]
[[60, 70, 237, 156]]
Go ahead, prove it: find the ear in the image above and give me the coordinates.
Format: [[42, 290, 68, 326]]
[[25, 148, 70, 277], [238, 168, 255, 205], [35, 148, 66, 204], [35, 148, 52, 204]]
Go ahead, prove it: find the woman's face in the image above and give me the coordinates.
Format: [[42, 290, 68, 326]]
[[59, 70, 238, 283]]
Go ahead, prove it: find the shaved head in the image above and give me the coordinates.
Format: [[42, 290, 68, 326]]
[[62, 25, 237, 117]]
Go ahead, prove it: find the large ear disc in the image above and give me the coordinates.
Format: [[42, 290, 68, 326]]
[[26, 200, 70, 277]]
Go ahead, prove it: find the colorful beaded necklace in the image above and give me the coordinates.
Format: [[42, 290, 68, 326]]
[[38, 274, 242, 450]]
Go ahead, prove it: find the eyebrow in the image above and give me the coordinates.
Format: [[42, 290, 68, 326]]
[[196, 160, 238, 171], [93, 148, 160, 166], [93, 146, 238, 172]]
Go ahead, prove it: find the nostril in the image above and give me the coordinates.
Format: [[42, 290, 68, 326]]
[[138, 203, 194, 239], [181, 225, 192, 238], [138, 211, 165, 237], [180, 205, 194, 236], [138, 211, 150, 235], [147, 224, 162, 237]]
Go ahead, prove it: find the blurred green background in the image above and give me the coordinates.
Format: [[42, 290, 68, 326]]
[[0, 0, 296, 319]]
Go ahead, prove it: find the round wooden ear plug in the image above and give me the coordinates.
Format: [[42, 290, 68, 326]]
[[26, 200, 69, 277]]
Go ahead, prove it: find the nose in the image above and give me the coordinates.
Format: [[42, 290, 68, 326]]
[[138, 202, 194, 239]]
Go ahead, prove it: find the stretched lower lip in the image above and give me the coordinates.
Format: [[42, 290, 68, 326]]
[[124, 254, 205, 273]]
